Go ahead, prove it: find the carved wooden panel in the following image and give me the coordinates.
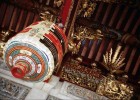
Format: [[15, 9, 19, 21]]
[[72, 1, 140, 84]]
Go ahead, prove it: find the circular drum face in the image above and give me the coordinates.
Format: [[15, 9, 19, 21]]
[[4, 42, 53, 82], [3, 21, 67, 82]]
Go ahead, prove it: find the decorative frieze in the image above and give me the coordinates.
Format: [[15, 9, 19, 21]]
[[60, 81, 108, 100], [0, 76, 31, 100], [61, 59, 102, 91]]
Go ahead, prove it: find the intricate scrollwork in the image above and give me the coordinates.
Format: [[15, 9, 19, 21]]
[[96, 74, 133, 100], [61, 58, 102, 91], [0, 76, 31, 100], [96, 45, 134, 99], [78, 0, 97, 18], [68, 26, 103, 54], [65, 82, 108, 100], [37, 0, 65, 23]]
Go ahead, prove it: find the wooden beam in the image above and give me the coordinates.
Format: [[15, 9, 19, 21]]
[[131, 17, 140, 34], [125, 48, 137, 72], [23, 12, 31, 28], [2, 5, 14, 28], [15, 10, 24, 32], [124, 10, 136, 32], [109, 5, 120, 27], [106, 39, 114, 51], [33, 14, 40, 22], [132, 55, 140, 75], [88, 39, 98, 59], [94, 2, 104, 21], [95, 38, 106, 61], [101, 4, 112, 24], [9, 7, 17, 30], [0, 3, 7, 25], [116, 6, 129, 29], [122, 45, 129, 58], [81, 39, 90, 57]]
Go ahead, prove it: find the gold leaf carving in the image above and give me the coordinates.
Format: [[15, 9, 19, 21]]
[[102, 45, 125, 74]]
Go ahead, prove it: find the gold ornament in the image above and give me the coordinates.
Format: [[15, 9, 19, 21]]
[[0, 42, 5, 59], [78, 0, 97, 18], [61, 59, 102, 91], [39, 11, 56, 22], [102, 45, 125, 74], [68, 26, 103, 54], [96, 74, 133, 100], [96, 45, 133, 99]]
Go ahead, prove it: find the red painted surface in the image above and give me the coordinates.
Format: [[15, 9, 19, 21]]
[[60, 0, 72, 25], [11, 62, 28, 78]]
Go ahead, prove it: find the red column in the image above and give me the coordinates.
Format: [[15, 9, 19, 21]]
[[60, 0, 72, 25]]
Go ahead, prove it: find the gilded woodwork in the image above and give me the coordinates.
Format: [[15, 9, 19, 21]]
[[102, 45, 125, 74], [96, 74, 133, 100], [96, 45, 134, 99], [0, 42, 5, 58], [78, 0, 97, 18], [61, 58, 102, 91], [0, 30, 13, 58], [68, 26, 103, 54]]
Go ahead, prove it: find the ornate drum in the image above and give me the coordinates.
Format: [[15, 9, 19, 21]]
[[3, 21, 68, 82]]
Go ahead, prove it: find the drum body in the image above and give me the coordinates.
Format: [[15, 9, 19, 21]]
[[3, 21, 67, 82]]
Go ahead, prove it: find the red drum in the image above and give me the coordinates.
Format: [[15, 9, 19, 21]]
[[4, 21, 67, 82]]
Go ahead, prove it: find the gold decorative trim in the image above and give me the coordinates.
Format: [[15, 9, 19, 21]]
[[67, 0, 82, 39], [63, 0, 74, 32], [0, 42, 5, 59]]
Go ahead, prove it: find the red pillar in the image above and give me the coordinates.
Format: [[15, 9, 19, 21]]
[[60, 0, 72, 25]]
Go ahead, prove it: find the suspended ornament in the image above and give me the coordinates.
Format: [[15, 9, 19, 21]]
[[3, 20, 68, 82]]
